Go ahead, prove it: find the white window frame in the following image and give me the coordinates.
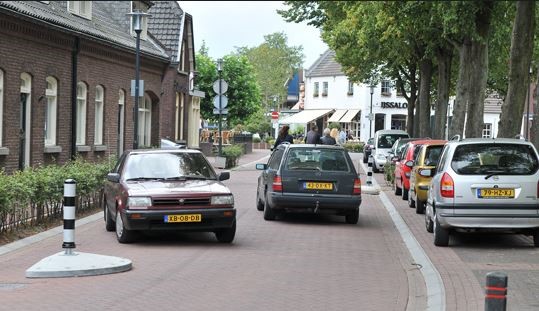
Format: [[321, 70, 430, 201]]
[[45, 77, 57, 146], [139, 94, 152, 147], [67, 1, 92, 19], [313, 82, 319, 97], [482, 123, 492, 138], [76, 82, 87, 145], [381, 80, 391, 96], [0, 69, 3, 146], [94, 85, 104, 145], [118, 89, 125, 155], [322, 82, 328, 96]]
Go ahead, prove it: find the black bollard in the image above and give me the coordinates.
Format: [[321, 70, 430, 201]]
[[366, 155, 373, 186], [485, 271, 507, 311]]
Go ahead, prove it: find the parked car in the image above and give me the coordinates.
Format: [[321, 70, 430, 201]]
[[255, 144, 362, 224], [372, 130, 410, 172], [363, 137, 374, 163], [394, 139, 440, 201], [103, 149, 236, 243], [408, 140, 447, 214], [160, 138, 186, 149], [425, 137, 539, 247], [387, 138, 422, 164]]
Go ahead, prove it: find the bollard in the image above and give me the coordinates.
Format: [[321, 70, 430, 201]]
[[62, 179, 76, 255], [485, 271, 507, 311], [366, 155, 373, 186]]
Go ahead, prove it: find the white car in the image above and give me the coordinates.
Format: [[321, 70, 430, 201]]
[[371, 130, 409, 172]]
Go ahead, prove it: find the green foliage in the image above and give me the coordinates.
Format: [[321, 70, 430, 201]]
[[252, 136, 262, 143], [384, 162, 396, 186], [243, 109, 272, 134], [222, 144, 244, 168], [328, 122, 341, 130], [342, 142, 364, 153]]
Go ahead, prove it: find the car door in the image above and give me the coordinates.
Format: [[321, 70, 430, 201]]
[[104, 152, 128, 215], [260, 147, 285, 200]]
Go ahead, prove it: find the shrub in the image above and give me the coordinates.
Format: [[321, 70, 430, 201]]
[[252, 136, 262, 143], [222, 144, 244, 168], [328, 122, 341, 130], [384, 162, 395, 186], [342, 142, 364, 153]]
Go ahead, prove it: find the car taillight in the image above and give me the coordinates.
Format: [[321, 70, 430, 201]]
[[440, 172, 454, 198], [353, 178, 361, 195], [272, 176, 283, 192]]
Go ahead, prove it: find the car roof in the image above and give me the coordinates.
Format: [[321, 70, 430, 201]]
[[287, 144, 345, 150], [128, 148, 202, 155], [408, 139, 447, 145], [446, 137, 534, 146], [375, 130, 408, 135]]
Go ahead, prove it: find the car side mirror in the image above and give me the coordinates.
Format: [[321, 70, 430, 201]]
[[405, 160, 414, 168], [218, 171, 230, 181], [256, 163, 267, 170], [107, 173, 120, 183], [418, 169, 431, 177], [391, 156, 399, 162]]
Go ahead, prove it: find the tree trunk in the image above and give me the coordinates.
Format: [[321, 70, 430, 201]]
[[497, 1, 535, 138], [404, 66, 417, 136], [465, 39, 489, 138], [433, 48, 452, 139], [449, 41, 471, 138], [418, 58, 433, 138], [530, 69, 539, 149]]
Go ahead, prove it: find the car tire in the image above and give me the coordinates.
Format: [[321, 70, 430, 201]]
[[215, 220, 236, 243], [372, 162, 379, 173], [402, 186, 409, 201], [104, 199, 115, 232], [394, 182, 402, 196], [433, 214, 449, 246], [115, 211, 134, 243], [533, 230, 539, 247], [256, 188, 264, 211], [416, 200, 425, 215], [345, 208, 359, 224], [263, 192, 276, 221], [425, 211, 434, 233], [408, 192, 415, 208]]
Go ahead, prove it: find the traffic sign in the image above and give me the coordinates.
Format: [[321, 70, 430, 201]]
[[213, 95, 228, 109], [213, 79, 228, 94], [213, 108, 228, 114], [271, 111, 279, 119]]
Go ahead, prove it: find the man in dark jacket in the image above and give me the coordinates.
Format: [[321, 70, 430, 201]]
[[320, 128, 336, 145], [305, 123, 322, 144]]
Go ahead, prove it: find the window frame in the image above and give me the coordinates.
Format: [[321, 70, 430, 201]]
[[482, 123, 492, 138], [322, 82, 328, 96], [381, 80, 391, 96], [67, 1, 92, 19], [45, 76, 58, 146], [94, 85, 104, 145], [139, 94, 152, 147], [313, 82, 319, 97], [76, 82, 87, 145]]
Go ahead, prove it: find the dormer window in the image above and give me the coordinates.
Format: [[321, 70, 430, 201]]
[[67, 1, 92, 20]]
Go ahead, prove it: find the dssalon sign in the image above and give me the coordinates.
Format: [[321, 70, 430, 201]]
[[381, 102, 408, 109]]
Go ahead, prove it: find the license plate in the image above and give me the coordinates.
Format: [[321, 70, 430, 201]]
[[164, 214, 202, 223], [304, 182, 333, 190], [478, 188, 515, 199]]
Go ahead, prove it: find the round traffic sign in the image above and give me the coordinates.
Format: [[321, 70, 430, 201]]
[[271, 111, 279, 119], [213, 79, 228, 94]]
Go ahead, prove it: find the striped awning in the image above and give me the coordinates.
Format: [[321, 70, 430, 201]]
[[327, 109, 348, 122], [279, 109, 334, 124], [340, 109, 361, 123]]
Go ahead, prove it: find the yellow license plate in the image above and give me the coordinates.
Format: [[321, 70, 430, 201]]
[[305, 182, 333, 190], [478, 188, 515, 198], [165, 214, 202, 223]]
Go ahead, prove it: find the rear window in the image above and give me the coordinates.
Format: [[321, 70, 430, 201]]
[[423, 145, 443, 166], [285, 148, 350, 172], [378, 134, 409, 148], [451, 143, 539, 175]]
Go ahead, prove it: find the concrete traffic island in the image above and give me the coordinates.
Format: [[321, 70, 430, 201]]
[[26, 179, 132, 278], [26, 251, 132, 278], [361, 185, 381, 195]]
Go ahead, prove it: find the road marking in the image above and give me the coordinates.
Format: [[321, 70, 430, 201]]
[[360, 160, 446, 311]]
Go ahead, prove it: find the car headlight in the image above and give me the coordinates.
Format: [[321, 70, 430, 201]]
[[211, 195, 234, 205], [127, 197, 152, 209]]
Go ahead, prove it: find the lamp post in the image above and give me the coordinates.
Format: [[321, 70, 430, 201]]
[[217, 58, 223, 157], [369, 84, 375, 138], [127, 10, 149, 150]]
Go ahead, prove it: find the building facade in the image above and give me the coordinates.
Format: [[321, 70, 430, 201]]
[[0, 1, 202, 173]]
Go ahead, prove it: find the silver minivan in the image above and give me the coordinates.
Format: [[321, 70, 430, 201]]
[[425, 137, 539, 246], [371, 130, 410, 172]]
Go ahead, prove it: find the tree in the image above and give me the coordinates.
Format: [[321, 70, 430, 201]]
[[195, 52, 262, 127]]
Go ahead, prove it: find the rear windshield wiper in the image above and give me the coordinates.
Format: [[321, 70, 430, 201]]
[[484, 170, 505, 180]]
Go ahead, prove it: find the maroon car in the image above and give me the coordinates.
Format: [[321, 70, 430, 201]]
[[103, 149, 236, 243]]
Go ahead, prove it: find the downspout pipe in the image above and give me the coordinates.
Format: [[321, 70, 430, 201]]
[[71, 37, 80, 160]]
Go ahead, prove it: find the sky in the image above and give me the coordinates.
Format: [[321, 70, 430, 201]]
[[179, 1, 329, 69]]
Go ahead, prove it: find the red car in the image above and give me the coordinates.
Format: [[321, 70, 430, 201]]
[[394, 139, 446, 200], [103, 149, 236, 243]]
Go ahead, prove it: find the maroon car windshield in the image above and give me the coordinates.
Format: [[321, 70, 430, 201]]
[[123, 152, 216, 180]]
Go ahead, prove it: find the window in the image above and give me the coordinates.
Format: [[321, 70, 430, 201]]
[[67, 1, 92, 19], [45, 77, 57, 146], [76, 82, 87, 145], [482, 123, 492, 138], [347, 81, 354, 95], [396, 80, 403, 96], [313, 82, 319, 97], [381, 80, 391, 96], [94, 85, 104, 145], [0, 69, 3, 146], [139, 94, 152, 147], [322, 82, 328, 96]]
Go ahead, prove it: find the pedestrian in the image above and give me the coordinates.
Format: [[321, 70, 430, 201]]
[[339, 128, 346, 144], [321, 128, 337, 145], [330, 128, 339, 143], [273, 125, 294, 149], [305, 123, 322, 144]]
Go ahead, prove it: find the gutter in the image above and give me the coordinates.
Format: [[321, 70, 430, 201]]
[[70, 37, 80, 160]]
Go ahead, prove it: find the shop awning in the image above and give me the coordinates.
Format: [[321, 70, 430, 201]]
[[327, 109, 348, 122], [340, 109, 360, 123], [279, 109, 334, 124]]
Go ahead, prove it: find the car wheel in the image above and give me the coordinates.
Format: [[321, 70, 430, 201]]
[[256, 188, 264, 211], [408, 192, 415, 208], [215, 220, 236, 243], [263, 192, 276, 221], [115, 211, 134, 243], [372, 162, 379, 173], [433, 214, 449, 246], [416, 200, 425, 215], [394, 182, 402, 196], [104, 199, 115, 232], [533, 230, 539, 247], [345, 208, 359, 224], [402, 186, 409, 201], [425, 211, 434, 233]]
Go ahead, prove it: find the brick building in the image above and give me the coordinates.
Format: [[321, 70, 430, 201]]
[[0, 1, 203, 173]]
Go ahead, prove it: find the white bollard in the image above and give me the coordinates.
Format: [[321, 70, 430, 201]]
[[62, 179, 76, 255], [366, 155, 373, 186]]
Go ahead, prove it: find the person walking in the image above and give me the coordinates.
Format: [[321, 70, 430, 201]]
[[321, 128, 337, 145], [305, 123, 322, 144], [339, 128, 346, 144], [273, 125, 294, 149]]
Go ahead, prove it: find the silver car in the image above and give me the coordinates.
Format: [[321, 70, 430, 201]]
[[425, 137, 539, 247]]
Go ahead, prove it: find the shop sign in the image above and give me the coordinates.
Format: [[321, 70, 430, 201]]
[[381, 102, 408, 109]]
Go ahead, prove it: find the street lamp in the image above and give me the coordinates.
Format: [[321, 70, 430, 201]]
[[369, 84, 375, 138], [217, 58, 223, 157], [127, 10, 150, 150]]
